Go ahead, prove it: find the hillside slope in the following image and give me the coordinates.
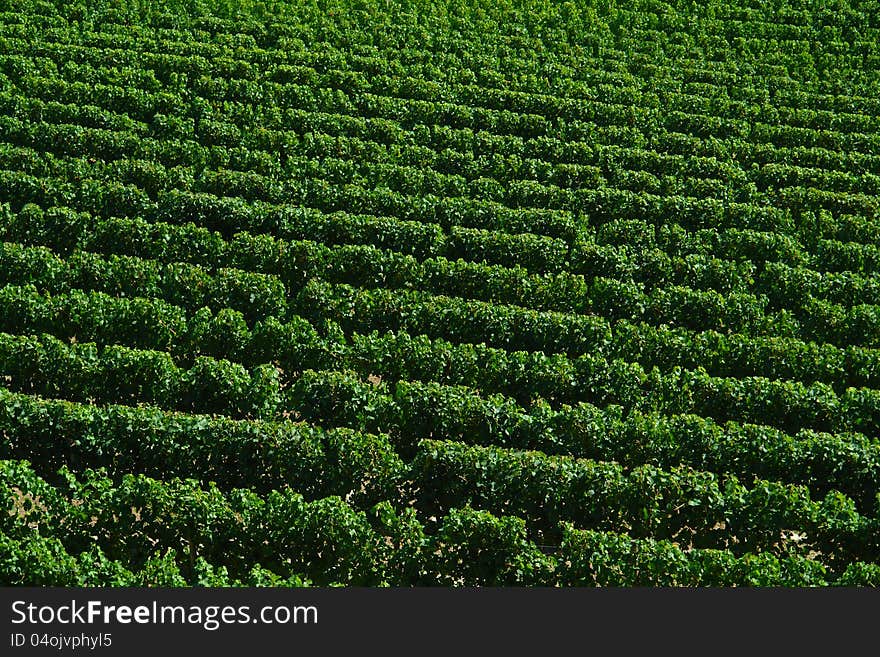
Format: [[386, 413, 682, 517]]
[[1, 0, 879, 585]]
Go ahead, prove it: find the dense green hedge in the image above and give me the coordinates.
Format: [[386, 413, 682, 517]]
[[5, 459, 877, 586]]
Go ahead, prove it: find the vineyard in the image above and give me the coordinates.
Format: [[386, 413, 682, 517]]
[[1, 0, 880, 586]]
